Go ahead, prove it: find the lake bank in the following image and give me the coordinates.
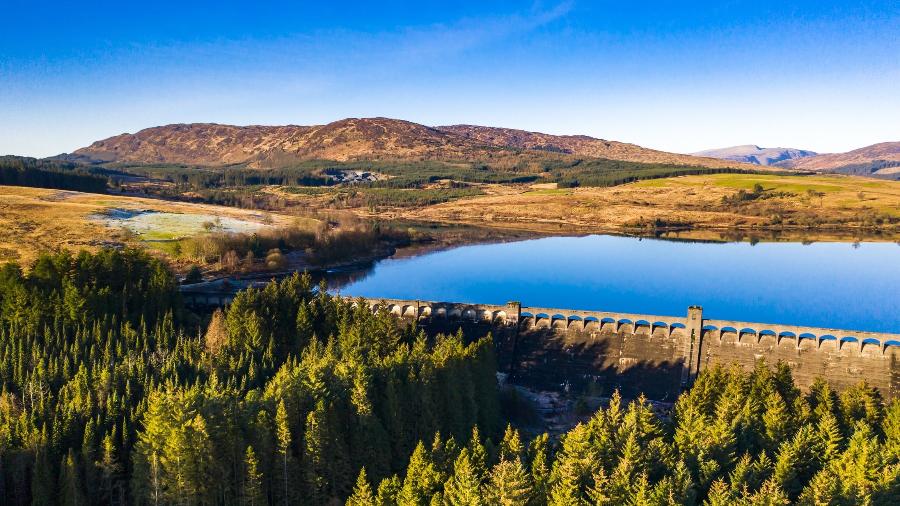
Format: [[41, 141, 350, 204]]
[[375, 173, 900, 243]]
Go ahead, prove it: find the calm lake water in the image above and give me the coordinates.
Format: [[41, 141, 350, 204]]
[[333, 235, 900, 334]]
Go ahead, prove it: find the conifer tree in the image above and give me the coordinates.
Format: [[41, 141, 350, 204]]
[[762, 391, 793, 453], [466, 426, 488, 482], [30, 445, 56, 506], [817, 412, 844, 462], [275, 399, 294, 505], [585, 469, 611, 506], [443, 448, 484, 506], [745, 478, 790, 505], [486, 459, 532, 506], [839, 382, 884, 430], [348, 468, 376, 506], [398, 442, 443, 506], [304, 403, 328, 503], [548, 459, 585, 506], [376, 475, 402, 506], [498, 424, 524, 463], [881, 399, 900, 462], [59, 449, 86, 506], [796, 469, 840, 506], [242, 446, 265, 506], [703, 479, 735, 506], [772, 426, 823, 500], [528, 433, 552, 505], [97, 431, 122, 506]]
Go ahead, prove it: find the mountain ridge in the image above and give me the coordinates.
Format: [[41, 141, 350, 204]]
[[776, 141, 900, 176], [69, 117, 754, 170], [692, 144, 817, 166]]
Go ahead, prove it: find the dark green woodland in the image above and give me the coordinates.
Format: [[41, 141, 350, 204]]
[[0, 250, 897, 505]]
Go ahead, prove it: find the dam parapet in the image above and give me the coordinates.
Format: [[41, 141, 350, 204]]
[[355, 297, 900, 400]]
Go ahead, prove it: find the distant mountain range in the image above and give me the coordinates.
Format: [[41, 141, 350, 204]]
[[692, 145, 817, 166], [54, 119, 899, 179], [777, 142, 900, 177], [695, 142, 900, 178], [63, 118, 754, 170]]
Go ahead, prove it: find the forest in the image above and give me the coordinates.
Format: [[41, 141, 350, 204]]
[[0, 249, 898, 505], [0, 156, 108, 194], [108, 157, 750, 195], [0, 249, 497, 505], [351, 364, 899, 505]]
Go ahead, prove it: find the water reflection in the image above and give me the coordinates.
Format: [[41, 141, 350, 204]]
[[330, 234, 900, 333]]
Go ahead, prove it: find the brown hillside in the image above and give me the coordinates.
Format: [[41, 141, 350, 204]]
[[778, 142, 900, 173], [437, 124, 751, 169], [74, 118, 487, 167], [73, 117, 753, 169]]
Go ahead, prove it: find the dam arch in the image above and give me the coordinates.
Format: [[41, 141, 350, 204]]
[[348, 296, 900, 400]]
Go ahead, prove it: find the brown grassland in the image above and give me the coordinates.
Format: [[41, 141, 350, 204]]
[[2, 173, 898, 268], [382, 173, 900, 240], [0, 185, 298, 265]]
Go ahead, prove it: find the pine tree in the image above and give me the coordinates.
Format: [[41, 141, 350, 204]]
[[348, 468, 376, 506], [586, 469, 611, 506], [745, 478, 790, 505], [548, 460, 585, 506], [882, 399, 900, 462], [486, 459, 532, 506], [97, 431, 122, 506], [772, 426, 823, 500], [818, 412, 844, 462], [651, 460, 695, 505], [304, 403, 328, 503], [398, 442, 443, 506], [296, 304, 314, 350], [466, 426, 488, 482], [796, 469, 840, 506], [703, 479, 736, 506], [762, 391, 793, 453], [444, 449, 484, 506], [30, 445, 56, 506], [58, 449, 86, 506], [498, 424, 524, 464], [376, 475, 402, 506], [80, 417, 98, 500], [528, 433, 552, 505], [275, 399, 294, 505], [839, 382, 885, 430], [242, 446, 265, 506], [829, 422, 884, 504]]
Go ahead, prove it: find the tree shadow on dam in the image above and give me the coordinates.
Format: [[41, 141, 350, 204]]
[[417, 319, 686, 402], [507, 326, 685, 401]]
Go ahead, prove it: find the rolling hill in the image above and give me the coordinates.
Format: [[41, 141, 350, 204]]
[[435, 124, 747, 168], [776, 142, 900, 178], [68, 117, 753, 170]]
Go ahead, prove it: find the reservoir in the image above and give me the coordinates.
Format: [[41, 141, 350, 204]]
[[333, 234, 900, 333]]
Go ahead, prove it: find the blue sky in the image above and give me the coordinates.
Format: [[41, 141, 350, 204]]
[[1, 1, 898, 157]]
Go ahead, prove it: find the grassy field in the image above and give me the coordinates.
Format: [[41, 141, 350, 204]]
[[399, 173, 900, 240], [633, 173, 900, 216], [0, 186, 301, 265], [3, 173, 896, 268]]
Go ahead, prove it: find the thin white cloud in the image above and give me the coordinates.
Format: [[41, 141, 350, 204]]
[[388, 2, 573, 63]]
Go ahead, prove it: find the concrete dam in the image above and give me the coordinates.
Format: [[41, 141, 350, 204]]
[[358, 298, 900, 401], [181, 287, 900, 400]]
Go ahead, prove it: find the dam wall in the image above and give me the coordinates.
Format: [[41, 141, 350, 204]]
[[358, 297, 900, 400]]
